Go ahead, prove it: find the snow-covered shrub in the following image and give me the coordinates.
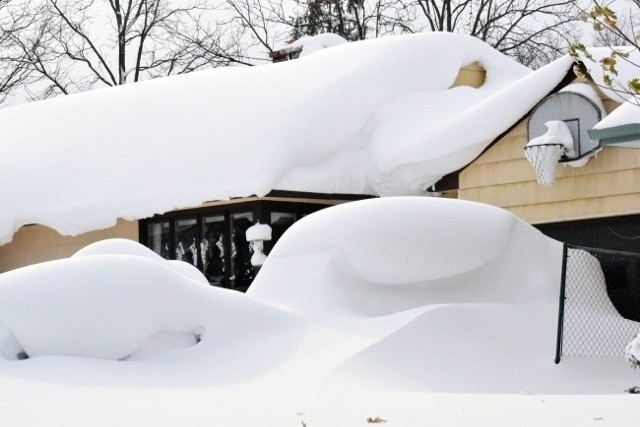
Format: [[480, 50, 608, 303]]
[[625, 333, 640, 369]]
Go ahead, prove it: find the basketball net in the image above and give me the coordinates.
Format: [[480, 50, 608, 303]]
[[524, 143, 565, 186]]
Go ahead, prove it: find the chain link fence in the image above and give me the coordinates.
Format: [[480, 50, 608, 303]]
[[555, 244, 640, 363]]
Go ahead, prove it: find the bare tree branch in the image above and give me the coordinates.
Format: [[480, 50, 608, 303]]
[[406, 0, 581, 68], [1, 0, 260, 105]]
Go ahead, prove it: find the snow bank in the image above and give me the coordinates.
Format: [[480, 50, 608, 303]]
[[246, 198, 571, 394], [0, 32, 573, 244], [0, 197, 634, 397], [0, 239, 304, 385], [249, 197, 562, 319], [0, 255, 206, 360]]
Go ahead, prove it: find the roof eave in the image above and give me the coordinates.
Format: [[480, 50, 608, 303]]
[[588, 123, 640, 148]]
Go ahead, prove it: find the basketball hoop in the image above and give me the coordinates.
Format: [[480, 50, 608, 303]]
[[524, 143, 565, 186]]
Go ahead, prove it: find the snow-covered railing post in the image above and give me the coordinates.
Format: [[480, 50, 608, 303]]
[[555, 242, 568, 364], [245, 223, 272, 275]]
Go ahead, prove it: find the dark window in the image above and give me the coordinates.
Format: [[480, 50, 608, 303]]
[[268, 212, 296, 254], [176, 219, 198, 266], [536, 215, 640, 253], [146, 222, 171, 259], [138, 198, 347, 291], [201, 215, 226, 287], [230, 212, 255, 291]]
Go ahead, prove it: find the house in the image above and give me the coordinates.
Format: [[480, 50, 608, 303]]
[[1, 32, 637, 290], [458, 50, 640, 254]]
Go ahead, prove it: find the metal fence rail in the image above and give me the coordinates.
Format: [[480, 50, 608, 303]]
[[556, 244, 640, 363]]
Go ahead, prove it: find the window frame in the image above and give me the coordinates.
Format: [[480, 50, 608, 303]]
[[139, 198, 335, 291]]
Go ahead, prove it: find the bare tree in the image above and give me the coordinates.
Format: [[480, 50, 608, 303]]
[[223, 0, 282, 58], [398, 0, 581, 68], [267, 0, 580, 68], [1, 0, 256, 104], [286, 0, 410, 41], [0, 0, 35, 103], [0, 0, 585, 105]]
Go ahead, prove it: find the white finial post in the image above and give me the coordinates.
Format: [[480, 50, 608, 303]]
[[245, 223, 272, 267]]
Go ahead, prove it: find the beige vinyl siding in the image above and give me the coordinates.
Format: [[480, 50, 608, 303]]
[[450, 62, 486, 89], [0, 219, 139, 273], [459, 120, 640, 224]]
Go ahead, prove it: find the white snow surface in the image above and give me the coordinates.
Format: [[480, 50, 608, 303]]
[[285, 33, 348, 57], [0, 32, 574, 244], [245, 222, 272, 241], [595, 98, 640, 129], [1, 197, 640, 425], [625, 333, 640, 367]]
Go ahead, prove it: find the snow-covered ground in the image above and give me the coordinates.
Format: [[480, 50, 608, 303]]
[[1, 197, 640, 426]]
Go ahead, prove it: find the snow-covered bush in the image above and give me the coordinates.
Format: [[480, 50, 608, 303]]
[[625, 333, 640, 369]]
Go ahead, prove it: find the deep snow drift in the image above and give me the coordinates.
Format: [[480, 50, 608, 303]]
[[0, 197, 636, 398], [0, 32, 576, 244], [1, 197, 640, 425]]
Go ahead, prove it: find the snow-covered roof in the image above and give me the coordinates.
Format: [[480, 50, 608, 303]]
[[273, 33, 348, 58], [594, 98, 640, 130], [590, 100, 640, 149], [0, 32, 574, 243]]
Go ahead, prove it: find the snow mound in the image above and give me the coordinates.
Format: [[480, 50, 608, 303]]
[[74, 238, 210, 285], [248, 197, 563, 320], [0, 254, 219, 360], [0, 241, 301, 367], [1, 198, 640, 425], [2, 198, 636, 395], [72, 238, 165, 260]]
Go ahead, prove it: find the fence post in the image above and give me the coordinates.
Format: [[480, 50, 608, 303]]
[[555, 243, 568, 364]]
